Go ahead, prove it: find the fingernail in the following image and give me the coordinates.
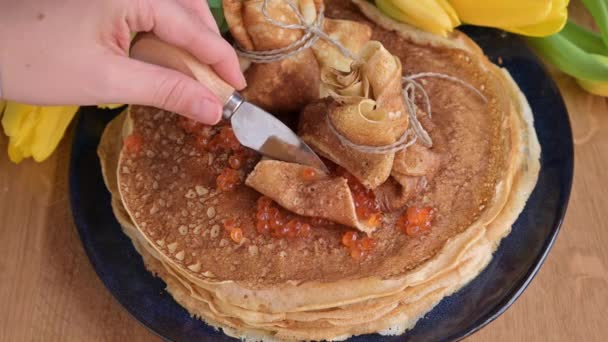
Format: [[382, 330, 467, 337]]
[[237, 74, 247, 90], [193, 99, 222, 124]]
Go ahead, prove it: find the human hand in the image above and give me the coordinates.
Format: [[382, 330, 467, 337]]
[[0, 0, 246, 124]]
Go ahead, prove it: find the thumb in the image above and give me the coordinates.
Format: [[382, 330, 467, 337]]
[[100, 56, 223, 124]]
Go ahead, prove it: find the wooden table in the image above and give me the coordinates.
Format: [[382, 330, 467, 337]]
[[1, 4, 607, 342]]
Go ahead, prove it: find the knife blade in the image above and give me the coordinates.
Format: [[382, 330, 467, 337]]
[[130, 33, 328, 173]]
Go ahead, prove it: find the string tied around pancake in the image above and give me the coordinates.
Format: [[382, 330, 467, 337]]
[[234, 0, 359, 63], [327, 73, 488, 153], [234, 1, 489, 153]]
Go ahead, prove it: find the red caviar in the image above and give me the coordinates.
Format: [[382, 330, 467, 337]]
[[254, 196, 312, 239], [335, 167, 382, 226], [350, 245, 364, 260], [342, 231, 358, 247], [124, 134, 144, 154], [302, 168, 317, 180], [341, 231, 376, 259], [230, 228, 244, 243], [228, 154, 243, 169], [216, 168, 241, 191], [397, 207, 434, 237], [209, 126, 241, 153], [360, 237, 376, 251]]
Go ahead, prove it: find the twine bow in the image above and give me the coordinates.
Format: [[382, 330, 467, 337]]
[[236, 0, 488, 152], [235, 0, 358, 63]]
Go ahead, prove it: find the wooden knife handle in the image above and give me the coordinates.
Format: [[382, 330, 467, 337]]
[[130, 33, 235, 104]]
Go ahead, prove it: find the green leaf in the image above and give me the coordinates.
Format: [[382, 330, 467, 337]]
[[208, 0, 222, 9], [581, 0, 608, 49]]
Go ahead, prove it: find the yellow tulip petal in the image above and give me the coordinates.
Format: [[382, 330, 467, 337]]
[[435, 0, 461, 26], [31, 106, 78, 162], [505, 12, 567, 36], [449, 0, 553, 27], [8, 140, 26, 164], [505, 0, 569, 37], [0, 100, 6, 115], [577, 78, 608, 97], [376, 0, 450, 36], [98, 104, 123, 109], [391, 0, 454, 31], [10, 108, 41, 150], [2, 102, 37, 137]]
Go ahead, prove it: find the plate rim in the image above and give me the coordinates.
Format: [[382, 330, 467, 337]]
[[68, 31, 574, 342]]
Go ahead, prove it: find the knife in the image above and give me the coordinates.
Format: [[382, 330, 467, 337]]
[[130, 33, 328, 173]]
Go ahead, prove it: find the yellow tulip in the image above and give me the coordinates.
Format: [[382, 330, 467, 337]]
[[505, 0, 569, 37], [2, 103, 38, 163], [377, 0, 567, 38], [376, 0, 458, 36], [449, 0, 552, 27], [0, 100, 6, 114], [31, 106, 78, 161], [449, 0, 569, 37], [1, 102, 78, 163], [435, 0, 461, 27], [577, 78, 608, 97]]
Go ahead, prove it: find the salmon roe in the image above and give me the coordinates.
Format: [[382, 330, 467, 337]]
[[181, 118, 258, 192], [397, 207, 434, 237], [255, 196, 312, 239], [208, 126, 241, 153], [230, 228, 244, 243], [222, 219, 245, 244], [216, 168, 241, 191], [123, 134, 144, 154], [335, 167, 382, 227], [228, 154, 243, 169], [341, 231, 376, 260], [302, 167, 317, 180]]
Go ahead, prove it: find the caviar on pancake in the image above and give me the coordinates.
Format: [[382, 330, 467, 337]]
[[335, 166, 383, 228], [223, 219, 245, 244], [341, 231, 377, 260], [177, 117, 257, 192], [397, 207, 434, 237], [301, 167, 317, 180], [255, 196, 312, 239], [216, 168, 241, 191], [123, 134, 144, 154]]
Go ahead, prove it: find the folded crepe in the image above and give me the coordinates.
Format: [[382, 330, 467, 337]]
[[300, 41, 409, 189], [223, 0, 322, 113], [245, 41, 438, 230], [245, 160, 378, 233], [312, 18, 372, 72], [224, 0, 372, 114], [246, 40, 437, 230]]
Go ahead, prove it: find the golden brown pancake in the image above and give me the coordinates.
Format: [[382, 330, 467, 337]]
[[100, 0, 541, 340], [117, 0, 515, 286]]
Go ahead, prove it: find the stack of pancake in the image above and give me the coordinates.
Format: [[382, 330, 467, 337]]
[[98, 0, 540, 340]]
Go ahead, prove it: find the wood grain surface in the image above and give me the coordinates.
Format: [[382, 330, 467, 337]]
[[1, 3, 607, 341]]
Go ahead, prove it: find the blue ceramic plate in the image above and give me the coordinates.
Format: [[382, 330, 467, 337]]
[[69, 27, 573, 342]]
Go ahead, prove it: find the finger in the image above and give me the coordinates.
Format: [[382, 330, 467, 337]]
[[175, 0, 220, 34], [150, 0, 246, 90], [100, 56, 223, 124]]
